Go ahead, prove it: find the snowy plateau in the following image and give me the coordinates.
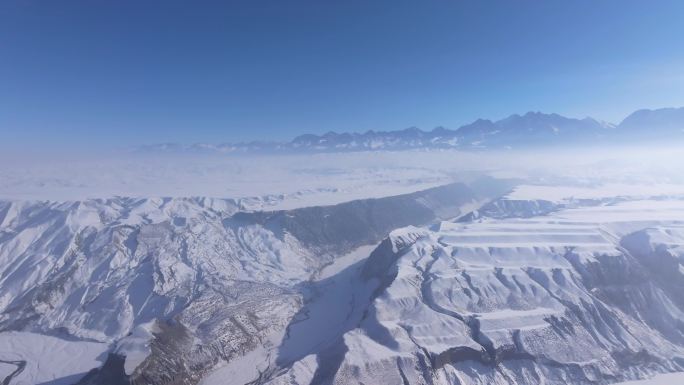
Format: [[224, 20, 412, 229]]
[[1, 149, 684, 385]]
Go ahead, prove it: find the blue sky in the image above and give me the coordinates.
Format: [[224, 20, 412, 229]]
[[2, 0, 684, 150]]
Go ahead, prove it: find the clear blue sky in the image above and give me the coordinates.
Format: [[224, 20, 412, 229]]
[[2, 0, 684, 150]]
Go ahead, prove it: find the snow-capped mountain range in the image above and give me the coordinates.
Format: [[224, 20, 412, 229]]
[[2, 109, 684, 385], [2, 177, 684, 385], [141, 107, 684, 153]]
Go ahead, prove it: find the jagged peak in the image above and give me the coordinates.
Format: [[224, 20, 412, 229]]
[[136, 106, 684, 154]]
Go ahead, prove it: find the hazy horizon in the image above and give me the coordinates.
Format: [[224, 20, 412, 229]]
[[3, 1, 684, 151]]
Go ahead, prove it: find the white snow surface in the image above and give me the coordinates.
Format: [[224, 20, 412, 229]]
[[506, 183, 684, 202], [615, 372, 684, 384], [0, 152, 458, 206], [2, 146, 684, 204], [0, 331, 108, 385]]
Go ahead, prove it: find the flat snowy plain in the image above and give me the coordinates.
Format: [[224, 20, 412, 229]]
[[616, 372, 684, 384], [1, 146, 682, 204], [0, 332, 108, 385]]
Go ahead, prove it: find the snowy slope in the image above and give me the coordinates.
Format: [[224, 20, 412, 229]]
[[262, 187, 684, 385], [0, 182, 501, 385], [3, 178, 684, 385]]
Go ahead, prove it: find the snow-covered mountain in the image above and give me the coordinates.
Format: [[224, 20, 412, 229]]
[[259, 186, 684, 385], [2, 177, 684, 385], [138, 107, 684, 154], [0, 181, 509, 385], [618, 107, 684, 137], [287, 113, 611, 151]]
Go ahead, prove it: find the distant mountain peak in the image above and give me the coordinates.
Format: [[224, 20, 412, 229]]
[[139, 106, 684, 154], [619, 106, 684, 131]]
